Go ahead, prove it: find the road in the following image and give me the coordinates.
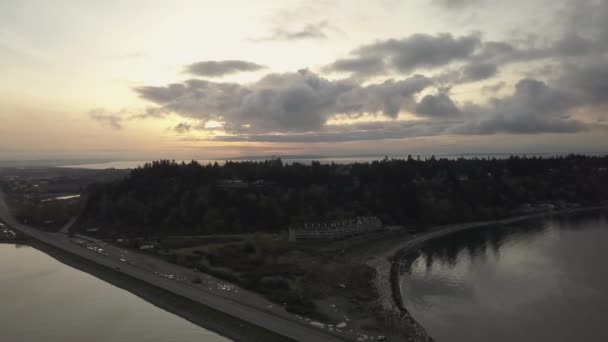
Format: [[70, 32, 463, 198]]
[[0, 189, 344, 342]]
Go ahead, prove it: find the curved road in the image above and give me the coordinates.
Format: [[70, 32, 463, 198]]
[[0, 189, 344, 342]]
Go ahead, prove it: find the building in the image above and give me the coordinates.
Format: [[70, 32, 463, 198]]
[[218, 178, 248, 189], [288, 216, 382, 241]]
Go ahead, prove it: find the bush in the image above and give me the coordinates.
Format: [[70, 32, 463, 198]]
[[259, 276, 290, 290]]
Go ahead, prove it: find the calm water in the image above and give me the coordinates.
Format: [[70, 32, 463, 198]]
[[398, 212, 608, 342], [0, 244, 229, 342]]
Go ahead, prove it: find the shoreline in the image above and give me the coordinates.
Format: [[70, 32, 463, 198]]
[[24, 239, 291, 342], [367, 206, 608, 341]]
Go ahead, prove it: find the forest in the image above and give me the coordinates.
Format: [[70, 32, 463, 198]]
[[78, 155, 608, 237]]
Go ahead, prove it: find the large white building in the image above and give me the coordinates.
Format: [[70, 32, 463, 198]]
[[288, 216, 382, 241]]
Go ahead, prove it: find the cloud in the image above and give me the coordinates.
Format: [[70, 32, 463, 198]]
[[326, 0, 608, 81], [324, 32, 481, 77], [462, 62, 497, 81], [112, 0, 608, 144], [356, 33, 481, 73], [322, 56, 385, 77], [415, 92, 461, 117], [457, 114, 585, 135], [184, 60, 266, 77], [250, 21, 332, 42], [134, 70, 434, 133], [189, 120, 454, 143], [134, 67, 591, 142], [434, 62, 498, 85], [482, 81, 506, 94], [557, 59, 608, 105], [331, 75, 433, 118], [89, 109, 124, 129], [454, 79, 586, 134], [174, 122, 191, 133], [182, 73, 588, 143], [432, 0, 482, 10], [560, 0, 608, 48]]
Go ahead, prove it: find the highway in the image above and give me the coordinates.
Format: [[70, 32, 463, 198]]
[[0, 189, 344, 342]]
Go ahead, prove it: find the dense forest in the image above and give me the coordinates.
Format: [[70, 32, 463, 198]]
[[79, 155, 608, 237]]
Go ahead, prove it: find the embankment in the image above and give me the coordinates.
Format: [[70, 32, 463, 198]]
[[28, 238, 292, 342]]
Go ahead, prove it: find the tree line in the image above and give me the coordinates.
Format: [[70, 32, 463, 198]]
[[78, 155, 608, 237]]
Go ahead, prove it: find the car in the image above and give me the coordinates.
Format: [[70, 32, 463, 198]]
[[114, 266, 121, 270]]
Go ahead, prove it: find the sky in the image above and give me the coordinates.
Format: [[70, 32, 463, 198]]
[[1, 0, 607, 160]]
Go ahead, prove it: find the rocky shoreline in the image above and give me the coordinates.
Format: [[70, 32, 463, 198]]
[[367, 206, 608, 342]]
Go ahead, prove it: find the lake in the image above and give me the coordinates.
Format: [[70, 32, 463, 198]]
[[0, 244, 229, 342], [398, 211, 608, 342]]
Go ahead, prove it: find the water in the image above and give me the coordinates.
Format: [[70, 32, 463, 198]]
[[398, 212, 608, 342], [0, 244, 229, 342]]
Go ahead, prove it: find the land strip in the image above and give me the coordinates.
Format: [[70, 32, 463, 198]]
[[0, 189, 344, 342]]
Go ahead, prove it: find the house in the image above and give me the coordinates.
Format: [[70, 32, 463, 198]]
[[386, 225, 405, 232], [218, 178, 248, 189], [288, 216, 382, 241], [139, 244, 156, 250]]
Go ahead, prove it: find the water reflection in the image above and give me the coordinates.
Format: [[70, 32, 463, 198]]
[[399, 212, 608, 342]]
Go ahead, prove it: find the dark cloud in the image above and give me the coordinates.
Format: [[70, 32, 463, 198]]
[[323, 32, 481, 78], [134, 69, 591, 141], [434, 62, 498, 85], [174, 122, 191, 133], [432, 0, 482, 10], [89, 109, 123, 130], [134, 70, 433, 133], [457, 114, 585, 135], [354, 33, 481, 73], [454, 79, 586, 134], [561, 0, 608, 46], [471, 0, 608, 67], [557, 59, 608, 105], [331, 76, 433, 118], [322, 56, 385, 77], [197, 120, 454, 143], [184, 60, 266, 77], [552, 34, 595, 57], [326, 1, 608, 81], [415, 92, 461, 117], [462, 62, 497, 81], [250, 21, 332, 41]]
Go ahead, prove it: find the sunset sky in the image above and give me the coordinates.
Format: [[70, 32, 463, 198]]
[[1, 0, 607, 160]]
